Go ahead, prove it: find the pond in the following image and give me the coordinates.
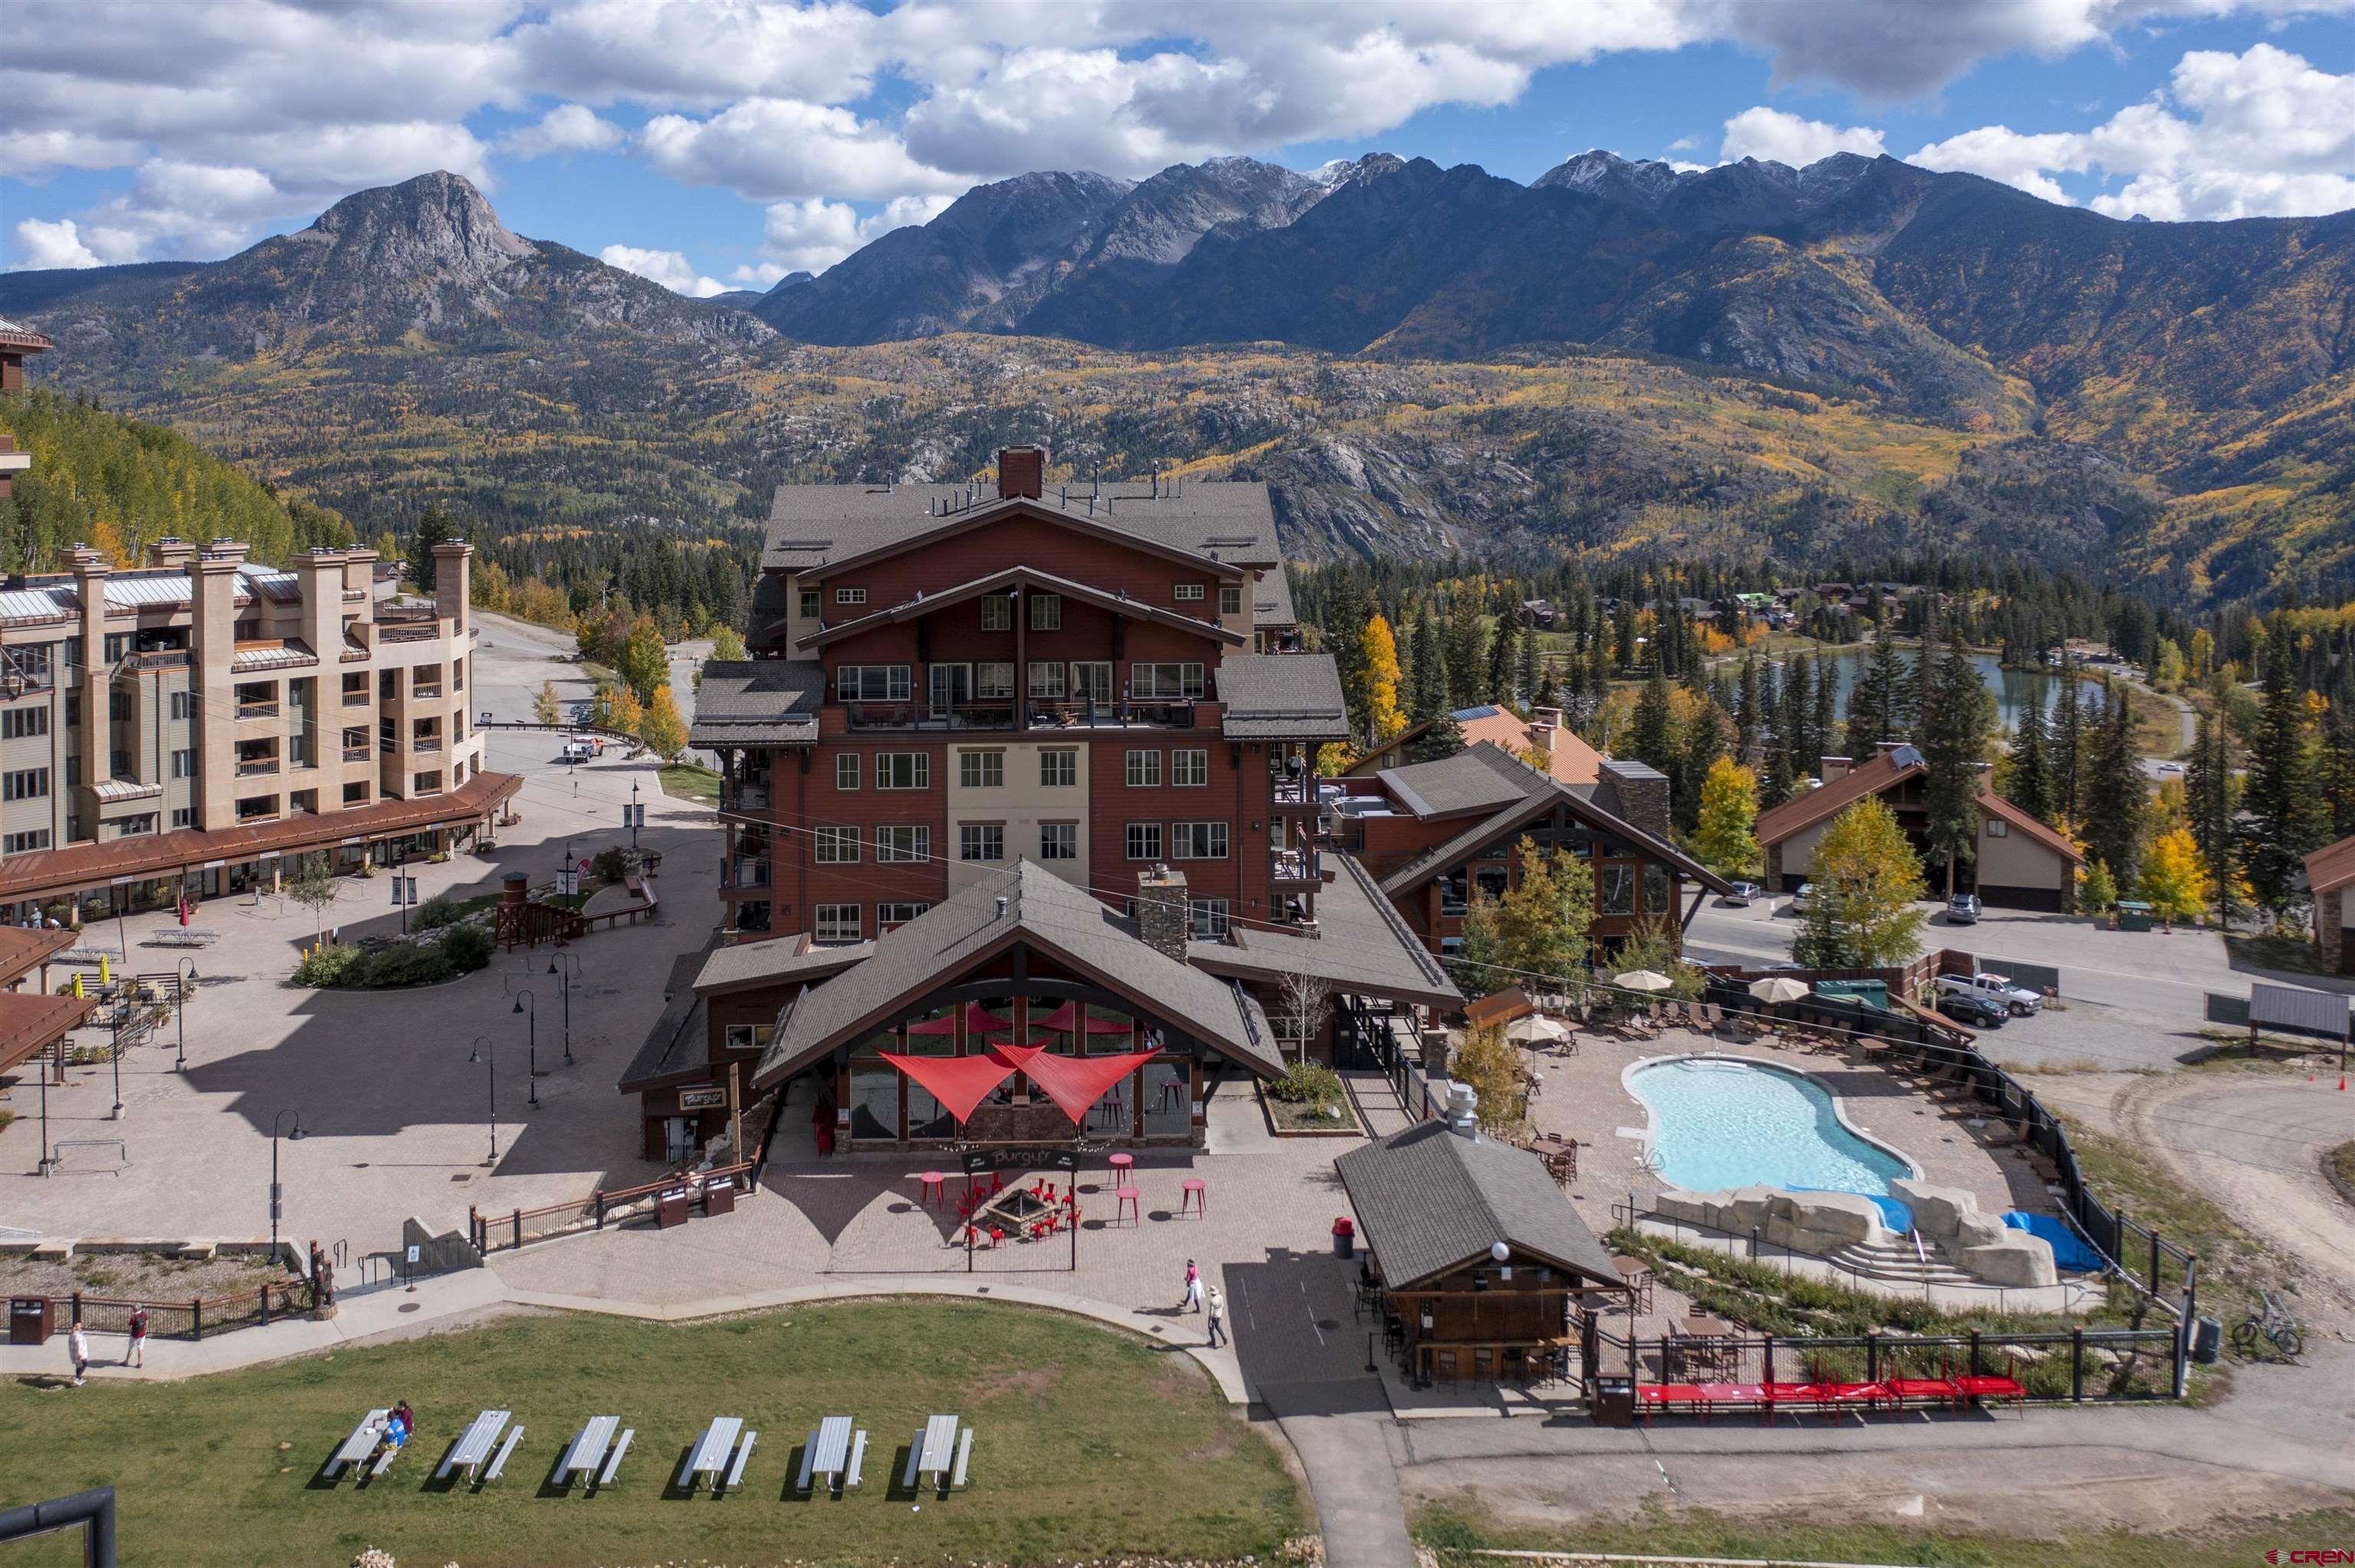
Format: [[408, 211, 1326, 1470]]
[[1627, 1055, 1918, 1231], [1798, 646, 2064, 731]]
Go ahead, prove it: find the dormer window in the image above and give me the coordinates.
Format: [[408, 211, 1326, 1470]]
[[835, 586, 867, 606], [1174, 583, 1204, 602]]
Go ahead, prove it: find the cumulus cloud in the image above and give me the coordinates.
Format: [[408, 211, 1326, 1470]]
[[1910, 44, 2355, 218], [641, 98, 964, 202], [597, 243, 728, 297], [11, 218, 103, 270], [752, 192, 955, 274], [1719, 107, 1887, 166], [499, 103, 624, 159]]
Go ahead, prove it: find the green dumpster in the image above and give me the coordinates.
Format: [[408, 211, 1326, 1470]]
[[2114, 900, 2155, 932], [1813, 979, 1890, 1010]]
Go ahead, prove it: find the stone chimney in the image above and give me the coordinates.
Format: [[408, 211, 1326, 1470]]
[[145, 536, 196, 572], [187, 541, 248, 830], [1532, 706, 1565, 730], [1821, 756, 1851, 782], [431, 540, 472, 632], [1135, 864, 1189, 960], [1598, 757, 1670, 843], [68, 545, 111, 790], [997, 444, 1046, 500]]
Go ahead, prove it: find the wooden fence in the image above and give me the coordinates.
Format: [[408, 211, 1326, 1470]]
[[55, 1276, 316, 1340], [469, 1161, 754, 1255]]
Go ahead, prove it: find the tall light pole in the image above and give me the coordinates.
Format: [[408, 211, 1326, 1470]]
[[513, 989, 539, 1108], [108, 1012, 123, 1120], [466, 1035, 498, 1164], [546, 952, 580, 1066], [173, 958, 198, 1072], [270, 1109, 305, 1256], [628, 778, 642, 850]]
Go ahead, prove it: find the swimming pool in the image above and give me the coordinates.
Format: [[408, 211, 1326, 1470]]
[[1627, 1056, 1919, 1233]]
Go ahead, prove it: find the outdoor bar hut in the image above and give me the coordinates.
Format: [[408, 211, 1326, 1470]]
[[1335, 1085, 1629, 1387]]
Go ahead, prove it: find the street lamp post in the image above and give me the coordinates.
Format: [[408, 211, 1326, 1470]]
[[546, 952, 580, 1066], [513, 989, 539, 1107], [466, 1035, 498, 1164], [37, 1069, 51, 1176], [270, 1109, 305, 1255], [629, 779, 642, 850], [109, 1012, 123, 1120], [173, 958, 198, 1072]]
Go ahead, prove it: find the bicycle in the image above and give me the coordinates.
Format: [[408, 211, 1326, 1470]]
[[2230, 1288, 2303, 1358]]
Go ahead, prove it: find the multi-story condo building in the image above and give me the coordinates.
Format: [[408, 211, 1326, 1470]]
[[0, 532, 518, 924]]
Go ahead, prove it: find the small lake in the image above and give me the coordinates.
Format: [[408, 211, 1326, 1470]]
[[1794, 647, 2063, 731]]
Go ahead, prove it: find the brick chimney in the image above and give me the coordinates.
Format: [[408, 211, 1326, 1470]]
[[1821, 756, 1851, 782], [997, 445, 1046, 500], [1598, 757, 1670, 843], [1135, 864, 1189, 960], [68, 545, 110, 791]]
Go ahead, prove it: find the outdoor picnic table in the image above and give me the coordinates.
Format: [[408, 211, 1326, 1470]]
[[149, 929, 218, 948], [902, 1412, 971, 1492], [435, 1409, 512, 1484], [679, 1415, 744, 1494], [797, 1413, 865, 1494], [327, 1409, 390, 1479], [560, 1415, 632, 1488]]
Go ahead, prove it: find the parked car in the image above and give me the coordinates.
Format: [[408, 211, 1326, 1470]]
[[1945, 892, 1982, 924], [1936, 971, 2042, 1015], [1782, 883, 1811, 916], [1935, 989, 2008, 1029], [1722, 881, 1763, 907]]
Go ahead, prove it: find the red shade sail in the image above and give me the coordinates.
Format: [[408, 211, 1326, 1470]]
[[904, 1013, 958, 1037], [1022, 1048, 1162, 1124], [881, 1052, 1016, 1124], [984, 1041, 1047, 1074], [1034, 1001, 1135, 1035], [985, 1033, 1058, 1049], [964, 1002, 1015, 1032]]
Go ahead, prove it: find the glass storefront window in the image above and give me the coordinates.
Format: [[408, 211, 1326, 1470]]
[[849, 1028, 900, 1141], [1644, 864, 1671, 915], [1598, 863, 1637, 916], [904, 1006, 954, 1139], [1142, 1051, 1191, 1137]]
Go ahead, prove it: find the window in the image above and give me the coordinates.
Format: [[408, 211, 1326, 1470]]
[[15, 645, 52, 686], [958, 750, 1003, 789], [1171, 748, 1209, 786], [1190, 897, 1230, 938], [1220, 584, 1243, 617], [170, 749, 195, 779], [1069, 661, 1112, 700], [340, 784, 366, 808], [959, 823, 1004, 862], [1598, 864, 1637, 916], [109, 688, 130, 721], [104, 633, 130, 663], [452, 659, 464, 691], [1040, 748, 1077, 786], [1985, 818, 2008, 838], [815, 826, 860, 863], [64, 756, 78, 786], [1040, 822, 1077, 860], [172, 807, 197, 828], [340, 674, 367, 705], [1171, 822, 1228, 859], [2, 768, 49, 802], [1029, 592, 1060, 631], [980, 595, 1013, 631], [835, 753, 860, 790], [799, 588, 821, 619], [117, 814, 157, 838], [1027, 662, 1066, 699], [1125, 750, 1162, 788], [815, 904, 862, 943], [1174, 582, 1204, 602], [724, 1023, 777, 1052], [834, 586, 867, 606], [1125, 822, 1162, 860], [3, 829, 51, 854], [876, 902, 930, 928], [836, 664, 911, 702], [1132, 661, 1205, 698], [0, 707, 47, 740], [876, 825, 930, 863], [974, 661, 1015, 700], [874, 752, 929, 790]]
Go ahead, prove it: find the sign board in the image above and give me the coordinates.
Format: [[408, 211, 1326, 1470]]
[[2249, 982, 2349, 1039], [406, 1245, 421, 1265], [203, 858, 225, 869], [678, 1087, 727, 1111], [959, 1145, 1079, 1176]]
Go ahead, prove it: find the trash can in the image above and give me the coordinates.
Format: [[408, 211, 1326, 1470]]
[[2192, 1314, 2223, 1364], [2114, 900, 2155, 933], [702, 1177, 734, 1217], [656, 1188, 691, 1229], [1592, 1376, 1636, 1427], [1332, 1216, 1355, 1260], [10, 1296, 54, 1346]]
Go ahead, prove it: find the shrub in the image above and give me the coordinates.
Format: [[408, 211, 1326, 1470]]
[[435, 922, 492, 973], [412, 893, 461, 930], [593, 846, 628, 883], [361, 942, 452, 989], [0, 1110, 13, 1135], [294, 943, 366, 987], [1269, 1059, 1344, 1106]]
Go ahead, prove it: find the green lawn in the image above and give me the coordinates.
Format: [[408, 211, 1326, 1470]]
[[657, 762, 722, 805], [1415, 1498, 2355, 1567], [5, 1301, 1304, 1568]]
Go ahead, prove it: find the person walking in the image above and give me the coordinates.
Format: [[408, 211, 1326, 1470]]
[[67, 1320, 90, 1386], [1181, 1258, 1203, 1314], [1206, 1286, 1228, 1348], [124, 1305, 148, 1368]]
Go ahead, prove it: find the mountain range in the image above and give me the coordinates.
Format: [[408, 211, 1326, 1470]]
[[4, 159, 2352, 605]]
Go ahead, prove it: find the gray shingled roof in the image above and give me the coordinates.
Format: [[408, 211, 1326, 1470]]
[[690, 659, 826, 748], [1335, 1120, 1621, 1289], [1378, 745, 1536, 818], [1218, 653, 1349, 740], [619, 947, 718, 1091], [1190, 852, 1460, 1007], [694, 937, 875, 997], [802, 564, 1243, 651], [764, 484, 1279, 572], [1253, 566, 1299, 628], [751, 860, 1282, 1088]]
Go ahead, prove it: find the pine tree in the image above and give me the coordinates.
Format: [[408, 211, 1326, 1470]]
[[2186, 709, 2238, 928], [1677, 700, 1729, 834], [411, 505, 459, 592], [1848, 634, 1903, 754], [1406, 616, 1447, 724], [2081, 681, 2149, 888], [1735, 654, 1763, 764], [1920, 625, 1995, 894], [1405, 710, 1467, 763], [2005, 684, 2054, 824], [1611, 599, 1637, 672], [1444, 593, 1487, 710], [1486, 611, 1519, 707], [1328, 574, 1373, 738], [1629, 657, 1677, 775], [1812, 654, 1839, 766], [1693, 756, 1761, 878], [1780, 654, 1814, 780], [2242, 633, 2328, 913], [2322, 698, 2355, 838], [1516, 616, 1539, 704], [2051, 659, 2085, 822]]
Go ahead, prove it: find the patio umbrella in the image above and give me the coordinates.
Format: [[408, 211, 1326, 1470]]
[[1748, 976, 1811, 1005], [1616, 969, 1674, 993], [1506, 1015, 1572, 1045]]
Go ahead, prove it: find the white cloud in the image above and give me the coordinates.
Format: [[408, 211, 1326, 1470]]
[[640, 98, 963, 202], [1910, 43, 2355, 219], [1667, 135, 1700, 153], [597, 243, 728, 297], [752, 192, 956, 274], [11, 218, 103, 270], [1719, 107, 1887, 166], [498, 103, 623, 159], [729, 261, 792, 287]]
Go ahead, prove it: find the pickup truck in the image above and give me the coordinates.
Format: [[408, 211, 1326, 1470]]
[[1935, 971, 2042, 1016]]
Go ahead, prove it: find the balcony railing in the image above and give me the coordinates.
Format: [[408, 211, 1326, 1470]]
[[235, 758, 281, 777], [343, 746, 371, 763], [413, 738, 444, 754], [842, 697, 1207, 732], [379, 626, 438, 645], [412, 685, 442, 700], [343, 691, 371, 707], [1271, 770, 1319, 807], [235, 703, 279, 720], [724, 785, 771, 812], [1272, 845, 1322, 885], [722, 860, 770, 889]]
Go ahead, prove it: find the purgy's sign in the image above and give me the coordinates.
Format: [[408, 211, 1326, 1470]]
[[961, 1146, 1079, 1176], [678, 1087, 728, 1110]]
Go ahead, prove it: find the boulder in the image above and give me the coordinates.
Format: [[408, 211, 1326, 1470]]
[[1954, 1232, 2058, 1288], [1765, 1190, 1889, 1251], [1890, 1178, 1982, 1240]]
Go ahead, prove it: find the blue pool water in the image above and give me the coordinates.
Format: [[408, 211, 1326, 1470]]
[[1630, 1058, 1917, 1232]]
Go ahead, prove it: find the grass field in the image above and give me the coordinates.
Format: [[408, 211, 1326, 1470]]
[[5, 1301, 1304, 1568], [656, 762, 722, 805]]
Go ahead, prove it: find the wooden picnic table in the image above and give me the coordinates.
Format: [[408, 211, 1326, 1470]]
[[327, 1408, 389, 1479], [435, 1409, 512, 1484], [679, 1416, 744, 1494]]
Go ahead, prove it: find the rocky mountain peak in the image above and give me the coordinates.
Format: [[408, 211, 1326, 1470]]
[[1532, 149, 1687, 207], [294, 170, 534, 278]]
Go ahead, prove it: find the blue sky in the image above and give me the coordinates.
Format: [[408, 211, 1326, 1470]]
[[5, 2, 2351, 294]]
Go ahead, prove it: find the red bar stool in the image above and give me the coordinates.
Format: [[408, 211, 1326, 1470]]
[[1180, 1177, 1207, 1218], [918, 1171, 946, 1210], [1108, 1152, 1135, 1185], [1115, 1186, 1141, 1225]]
